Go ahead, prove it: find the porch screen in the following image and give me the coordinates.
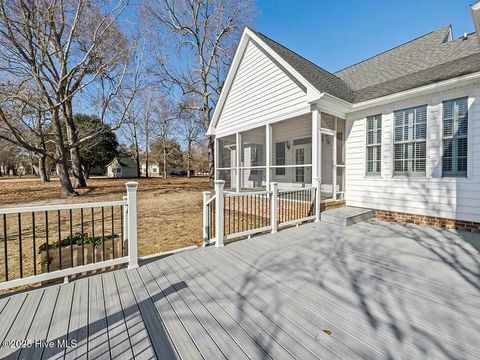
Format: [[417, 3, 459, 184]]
[[442, 97, 468, 177], [275, 142, 286, 175], [393, 105, 427, 176], [366, 115, 382, 176]]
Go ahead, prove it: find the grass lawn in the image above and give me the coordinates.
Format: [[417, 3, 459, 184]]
[[0, 176, 212, 284]]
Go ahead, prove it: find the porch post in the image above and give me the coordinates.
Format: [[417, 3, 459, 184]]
[[332, 117, 338, 199], [311, 105, 321, 184], [266, 124, 272, 191], [214, 138, 219, 181], [236, 132, 241, 192], [214, 180, 225, 247], [126, 182, 139, 269], [202, 191, 211, 246], [314, 177, 321, 222], [270, 182, 278, 233]]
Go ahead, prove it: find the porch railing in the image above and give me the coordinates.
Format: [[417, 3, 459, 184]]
[[203, 179, 321, 246], [0, 182, 139, 291]]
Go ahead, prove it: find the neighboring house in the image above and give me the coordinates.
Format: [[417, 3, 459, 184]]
[[88, 165, 106, 176], [106, 157, 137, 178], [208, 2, 480, 227], [141, 162, 161, 176]]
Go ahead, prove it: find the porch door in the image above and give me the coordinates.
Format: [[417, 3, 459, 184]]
[[294, 144, 312, 185], [321, 132, 335, 199]]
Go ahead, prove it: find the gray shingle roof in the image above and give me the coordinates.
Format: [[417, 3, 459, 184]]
[[252, 26, 480, 103]]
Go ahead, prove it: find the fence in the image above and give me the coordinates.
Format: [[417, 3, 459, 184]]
[[203, 179, 321, 246], [0, 182, 139, 291]]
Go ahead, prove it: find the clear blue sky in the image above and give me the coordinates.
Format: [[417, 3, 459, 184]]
[[254, 0, 475, 72]]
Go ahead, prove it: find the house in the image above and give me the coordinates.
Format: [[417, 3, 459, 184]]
[[141, 162, 161, 176], [207, 2, 480, 229], [106, 157, 137, 178]]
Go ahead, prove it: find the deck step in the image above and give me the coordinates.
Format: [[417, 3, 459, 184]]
[[321, 206, 373, 226]]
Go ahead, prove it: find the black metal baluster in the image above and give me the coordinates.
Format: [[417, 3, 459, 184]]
[[120, 206, 124, 256], [45, 211, 49, 273], [102, 207, 105, 262], [223, 197, 226, 235], [69, 209, 73, 268], [3, 214, 7, 281], [111, 206, 115, 259], [32, 212, 36, 276], [91, 208, 95, 263], [18, 213, 22, 278], [228, 197, 231, 235], [81, 208, 85, 265], [57, 210, 62, 271]]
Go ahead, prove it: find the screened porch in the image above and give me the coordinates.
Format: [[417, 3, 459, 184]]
[[215, 113, 347, 201]]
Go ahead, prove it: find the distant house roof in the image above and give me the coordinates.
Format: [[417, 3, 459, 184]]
[[251, 26, 480, 103], [107, 157, 136, 168]]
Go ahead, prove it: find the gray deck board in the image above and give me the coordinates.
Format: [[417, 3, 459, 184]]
[[157, 260, 249, 360], [114, 270, 156, 360], [18, 286, 59, 360], [136, 264, 199, 360], [0, 219, 479, 359], [0, 290, 43, 359], [65, 278, 89, 360], [102, 272, 134, 360], [88, 274, 111, 359], [125, 268, 178, 359], [41, 282, 75, 360], [166, 257, 271, 360]]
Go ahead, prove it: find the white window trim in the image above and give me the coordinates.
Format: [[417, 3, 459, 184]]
[[365, 114, 382, 177]]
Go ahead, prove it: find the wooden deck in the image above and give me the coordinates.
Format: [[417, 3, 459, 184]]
[[0, 219, 479, 359]]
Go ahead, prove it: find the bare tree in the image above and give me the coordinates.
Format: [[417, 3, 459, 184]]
[[141, 0, 254, 180], [0, 0, 137, 195], [179, 104, 202, 178]]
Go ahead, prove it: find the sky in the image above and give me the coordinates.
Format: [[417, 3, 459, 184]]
[[253, 0, 476, 72]]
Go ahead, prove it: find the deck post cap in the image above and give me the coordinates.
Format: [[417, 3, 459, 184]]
[[125, 181, 139, 190]]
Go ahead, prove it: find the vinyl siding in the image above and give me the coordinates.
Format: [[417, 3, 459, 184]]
[[215, 40, 309, 136], [345, 84, 480, 222]]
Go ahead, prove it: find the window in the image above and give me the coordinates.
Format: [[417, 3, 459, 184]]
[[393, 105, 427, 176], [275, 142, 286, 175], [442, 97, 468, 177], [366, 115, 382, 175]]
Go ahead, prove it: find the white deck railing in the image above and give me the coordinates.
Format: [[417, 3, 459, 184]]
[[0, 182, 139, 291], [203, 179, 321, 247]]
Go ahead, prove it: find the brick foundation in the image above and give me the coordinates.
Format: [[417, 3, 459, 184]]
[[321, 199, 346, 211], [373, 209, 480, 233]]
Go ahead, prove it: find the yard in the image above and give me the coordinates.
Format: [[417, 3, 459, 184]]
[[0, 176, 212, 283]]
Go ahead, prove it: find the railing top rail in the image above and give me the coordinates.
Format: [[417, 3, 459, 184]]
[[278, 188, 314, 194], [205, 195, 217, 206], [225, 190, 272, 197], [0, 200, 127, 215]]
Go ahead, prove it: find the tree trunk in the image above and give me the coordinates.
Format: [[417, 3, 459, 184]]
[[145, 131, 149, 178], [208, 135, 214, 181], [163, 145, 167, 179], [52, 108, 76, 196], [38, 154, 49, 182], [187, 140, 192, 178], [63, 100, 87, 188]]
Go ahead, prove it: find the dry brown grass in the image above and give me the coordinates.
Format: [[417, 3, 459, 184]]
[[0, 176, 212, 286]]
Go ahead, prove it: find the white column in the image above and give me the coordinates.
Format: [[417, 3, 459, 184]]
[[314, 177, 321, 222], [270, 182, 278, 233], [122, 196, 128, 242], [214, 180, 225, 247], [236, 132, 241, 193], [332, 117, 338, 199], [214, 138, 219, 181], [266, 124, 272, 191], [202, 191, 211, 246], [125, 182, 139, 269], [312, 106, 321, 185]]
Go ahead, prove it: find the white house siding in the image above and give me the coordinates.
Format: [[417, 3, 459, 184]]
[[345, 84, 480, 222], [271, 115, 312, 186], [215, 40, 310, 136]]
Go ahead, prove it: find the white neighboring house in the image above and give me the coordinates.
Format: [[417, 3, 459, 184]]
[[106, 157, 137, 178], [141, 162, 161, 176], [208, 2, 480, 227]]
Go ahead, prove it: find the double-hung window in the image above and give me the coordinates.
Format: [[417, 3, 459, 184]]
[[442, 97, 468, 177], [393, 105, 427, 176], [366, 115, 382, 176]]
